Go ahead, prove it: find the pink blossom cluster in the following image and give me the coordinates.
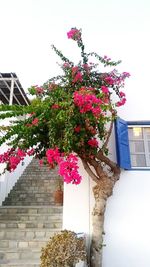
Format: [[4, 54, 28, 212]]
[[48, 83, 57, 90], [58, 154, 82, 184], [63, 62, 71, 69], [67, 28, 81, 41], [88, 138, 98, 148], [106, 70, 130, 87], [33, 85, 44, 94], [46, 148, 82, 184], [82, 64, 91, 74], [32, 118, 39, 126], [0, 148, 34, 172], [46, 147, 61, 167], [51, 104, 60, 109], [72, 66, 83, 83], [116, 97, 126, 107], [104, 76, 114, 85], [101, 86, 109, 94], [115, 90, 126, 107], [74, 125, 81, 133], [27, 148, 35, 156], [73, 88, 102, 117], [26, 117, 39, 127]]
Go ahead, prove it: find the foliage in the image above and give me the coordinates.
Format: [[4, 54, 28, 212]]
[[40, 230, 87, 267], [0, 27, 130, 184]]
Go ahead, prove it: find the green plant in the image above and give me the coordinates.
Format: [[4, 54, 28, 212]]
[[40, 230, 87, 267], [0, 27, 130, 267]]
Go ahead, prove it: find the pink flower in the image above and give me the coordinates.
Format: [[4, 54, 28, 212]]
[[58, 154, 82, 184], [119, 91, 126, 98], [116, 98, 126, 107], [104, 76, 114, 85], [63, 62, 70, 69], [9, 156, 20, 171], [88, 138, 98, 148], [73, 89, 102, 117], [71, 67, 83, 83], [101, 86, 109, 94], [27, 148, 35, 156], [67, 28, 81, 41], [74, 125, 81, 133], [72, 72, 83, 83], [51, 104, 60, 109], [35, 86, 44, 94], [72, 66, 79, 75], [32, 118, 39, 126], [92, 106, 102, 117], [17, 149, 26, 158], [46, 147, 61, 165], [122, 72, 130, 78]]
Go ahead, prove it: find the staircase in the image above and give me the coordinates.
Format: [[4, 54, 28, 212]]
[[0, 159, 63, 267]]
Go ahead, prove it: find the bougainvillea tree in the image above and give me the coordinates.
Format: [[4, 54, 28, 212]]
[[0, 28, 130, 267]]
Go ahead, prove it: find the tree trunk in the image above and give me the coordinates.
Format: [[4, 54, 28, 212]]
[[90, 175, 118, 267]]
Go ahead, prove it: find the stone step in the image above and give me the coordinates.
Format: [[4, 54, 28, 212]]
[[0, 228, 61, 240], [18, 171, 59, 177], [12, 184, 57, 189], [10, 188, 56, 195], [0, 248, 41, 261], [0, 239, 48, 249], [0, 206, 63, 214], [0, 220, 62, 229], [0, 259, 40, 267], [2, 201, 56, 206], [0, 213, 62, 221], [13, 183, 57, 188], [3, 200, 54, 205], [18, 176, 58, 181], [12, 182, 59, 189], [4, 196, 54, 202], [0, 158, 63, 266], [7, 192, 54, 198]]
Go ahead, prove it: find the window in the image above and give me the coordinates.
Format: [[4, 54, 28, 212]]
[[115, 118, 150, 170], [128, 126, 150, 168]]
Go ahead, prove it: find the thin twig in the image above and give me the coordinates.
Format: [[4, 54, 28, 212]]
[[102, 119, 114, 150]]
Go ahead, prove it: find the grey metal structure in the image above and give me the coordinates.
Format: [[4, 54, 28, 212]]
[[0, 72, 30, 106]]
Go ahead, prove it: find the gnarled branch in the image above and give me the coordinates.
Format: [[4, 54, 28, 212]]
[[81, 158, 100, 184], [102, 119, 114, 150], [88, 158, 105, 180], [96, 150, 120, 176]]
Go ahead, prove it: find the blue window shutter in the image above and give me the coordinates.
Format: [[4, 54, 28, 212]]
[[115, 118, 131, 169]]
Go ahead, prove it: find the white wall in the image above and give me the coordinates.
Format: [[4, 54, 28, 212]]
[[103, 171, 150, 267], [63, 159, 93, 235], [102, 78, 150, 266], [63, 79, 150, 267], [0, 152, 32, 205], [0, 115, 32, 205]]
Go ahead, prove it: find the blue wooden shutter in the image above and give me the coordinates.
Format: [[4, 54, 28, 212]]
[[115, 117, 131, 169]]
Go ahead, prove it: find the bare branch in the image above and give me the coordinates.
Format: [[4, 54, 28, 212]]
[[88, 158, 105, 179], [102, 119, 114, 150], [81, 159, 100, 184]]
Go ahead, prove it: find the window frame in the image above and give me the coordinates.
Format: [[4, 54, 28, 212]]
[[127, 121, 150, 170]]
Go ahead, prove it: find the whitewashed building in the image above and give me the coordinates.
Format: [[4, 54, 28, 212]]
[[0, 72, 150, 267]]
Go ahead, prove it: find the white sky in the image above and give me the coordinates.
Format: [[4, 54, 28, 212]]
[[0, 0, 150, 113]]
